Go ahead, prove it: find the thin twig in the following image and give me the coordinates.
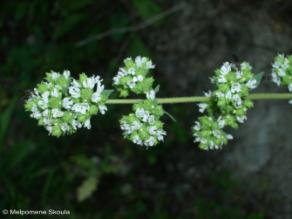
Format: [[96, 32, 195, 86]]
[[76, 3, 186, 47]]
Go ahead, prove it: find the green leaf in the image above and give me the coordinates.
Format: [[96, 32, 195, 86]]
[[164, 110, 176, 122], [154, 85, 160, 93], [103, 89, 114, 100], [131, 0, 161, 20], [254, 72, 264, 87], [77, 176, 98, 202]]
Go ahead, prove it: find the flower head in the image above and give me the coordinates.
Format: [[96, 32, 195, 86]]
[[25, 71, 108, 137], [193, 61, 257, 150], [120, 100, 166, 147], [212, 61, 256, 127], [272, 54, 292, 103], [113, 56, 155, 97], [193, 116, 233, 150]]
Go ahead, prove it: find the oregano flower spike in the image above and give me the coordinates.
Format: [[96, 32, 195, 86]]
[[25, 71, 109, 137], [114, 56, 167, 147], [120, 99, 166, 147], [193, 116, 233, 150], [271, 54, 292, 104], [193, 62, 258, 150], [113, 56, 155, 97]]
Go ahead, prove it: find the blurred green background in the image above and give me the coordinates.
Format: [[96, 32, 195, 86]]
[[1, 0, 291, 218]]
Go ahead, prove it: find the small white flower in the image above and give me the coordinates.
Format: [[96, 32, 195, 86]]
[[193, 121, 201, 131], [240, 62, 251, 71], [132, 121, 142, 131], [217, 117, 225, 128], [145, 136, 156, 147], [146, 90, 156, 100], [60, 123, 70, 132], [72, 120, 82, 130], [231, 83, 241, 93], [233, 94, 242, 107], [63, 70, 70, 78], [42, 109, 49, 117], [84, 119, 91, 129], [73, 79, 80, 87], [198, 103, 208, 113], [288, 84, 292, 92], [218, 75, 227, 83], [278, 69, 286, 77], [99, 105, 107, 114], [225, 91, 232, 100], [271, 72, 281, 86], [31, 109, 41, 119], [46, 126, 53, 134], [236, 116, 247, 123], [133, 135, 143, 145], [51, 71, 60, 80], [51, 88, 60, 97], [69, 86, 80, 98], [236, 71, 243, 79], [62, 97, 73, 109], [128, 67, 136, 75], [52, 108, 64, 118], [72, 103, 89, 114], [220, 62, 231, 75], [135, 108, 150, 122], [246, 79, 257, 89], [227, 134, 233, 140], [204, 90, 212, 97], [83, 77, 95, 89], [91, 92, 101, 103], [127, 81, 136, 89], [135, 56, 144, 67]]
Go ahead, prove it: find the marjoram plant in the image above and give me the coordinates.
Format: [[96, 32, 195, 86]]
[[25, 54, 292, 150]]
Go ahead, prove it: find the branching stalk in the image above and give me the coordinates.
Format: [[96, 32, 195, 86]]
[[106, 93, 292, 104]]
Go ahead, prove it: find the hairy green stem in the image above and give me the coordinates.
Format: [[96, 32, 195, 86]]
[[106, 93, 292, 104]]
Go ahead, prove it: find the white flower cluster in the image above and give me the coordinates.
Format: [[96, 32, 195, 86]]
[[193, 116, 233, 150], [212, 62, 257, 126], [113, 56, 155, 97], [193, 62, 258, 150], [120, 99, 166, 147], [272, 54, 292, 103], [115, 56, 166, 147], [25, 71, 108, 137]]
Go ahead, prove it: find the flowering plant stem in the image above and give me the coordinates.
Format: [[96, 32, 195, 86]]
[[106, 93, 292, 105]]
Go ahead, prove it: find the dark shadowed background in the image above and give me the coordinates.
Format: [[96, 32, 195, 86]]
[[1, 0, 292, 218]]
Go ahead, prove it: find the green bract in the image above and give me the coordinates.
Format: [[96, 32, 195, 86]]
[[25, 71, 108, 137], [113, 56, 155, 97], [272, 54, 292, 104], [193, 62, 258, 150]]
